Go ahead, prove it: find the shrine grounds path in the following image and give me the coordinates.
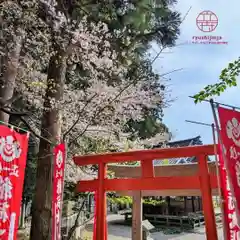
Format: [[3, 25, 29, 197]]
[[82, 214, 224, 240]]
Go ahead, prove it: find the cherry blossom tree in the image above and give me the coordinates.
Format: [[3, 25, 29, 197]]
[[0, 0, 181, 238], [0, 0, 48, 122]]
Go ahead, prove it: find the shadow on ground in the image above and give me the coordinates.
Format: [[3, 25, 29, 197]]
[[83, 215, 223, 240]]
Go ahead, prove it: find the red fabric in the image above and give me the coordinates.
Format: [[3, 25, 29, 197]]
[[218, 107, 240, 239], [52, 143, 66, 240], [218, 144, 236, 239], [0, 125, 28, 239]]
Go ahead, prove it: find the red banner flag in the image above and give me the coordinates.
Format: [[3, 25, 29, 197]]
[[0, 125, 28, 239], [218, 144, 240, 239], [52, 143, 66, 240], [218, 106, 240, 233]]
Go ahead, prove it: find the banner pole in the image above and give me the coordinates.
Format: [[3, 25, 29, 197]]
[[211, 123, 227, 240], [210, 99, 240, 228], [211, 123, 222, 202]]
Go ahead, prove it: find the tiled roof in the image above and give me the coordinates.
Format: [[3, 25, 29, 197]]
[[152, 136, 202, 148], [152, 136, 203, 166]]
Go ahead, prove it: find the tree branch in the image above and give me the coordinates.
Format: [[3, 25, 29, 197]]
[[159, 68, 183, 77], [66, 194, 90, 240], [19, 116, 52, 144], [0, 107, 29, 117], [151, 45, 166, 63], [68, 64, 182, 147], [6, 105, 53, 144], [68, 78, 138, 146], [0, 94, 21, 107], [63, 93, 98, 140]]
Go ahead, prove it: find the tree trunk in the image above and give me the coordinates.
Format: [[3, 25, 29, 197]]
[[30, 50, 67, 240], [88, 194, 92, 213], [0, 31, 23, 122], [166, 196, 170, 215], [198, 197, 202, 211], [191, 196, 195, 212], [184, 197, 187, 213]]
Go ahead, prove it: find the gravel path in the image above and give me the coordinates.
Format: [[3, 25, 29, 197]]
[[83, 214, 224, 240]]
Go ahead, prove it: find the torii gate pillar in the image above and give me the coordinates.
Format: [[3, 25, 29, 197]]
[[132, 191, 142, 240]]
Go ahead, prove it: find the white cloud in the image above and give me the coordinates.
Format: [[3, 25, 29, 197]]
[[156, 0, 240, 144]]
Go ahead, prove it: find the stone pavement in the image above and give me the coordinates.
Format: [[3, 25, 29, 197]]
[[82, 214, 224, 240]]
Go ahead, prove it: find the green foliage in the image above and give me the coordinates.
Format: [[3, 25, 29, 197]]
[[126, 115, 169, 140], [69, 0, 181, 52], [63, 181, 87, 201], [76, 136, 118, 155], [108, 196, 166, 206], [109, 196, 133, 205], [193, 57, 240, 103], [121, 160, 139, 166], [143, 198, 166, 206]]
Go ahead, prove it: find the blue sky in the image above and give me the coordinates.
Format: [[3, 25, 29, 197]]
[[153, 0, 240, 144]]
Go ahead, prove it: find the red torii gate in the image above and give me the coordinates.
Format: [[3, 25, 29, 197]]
[[73, 144, 219, 240]]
